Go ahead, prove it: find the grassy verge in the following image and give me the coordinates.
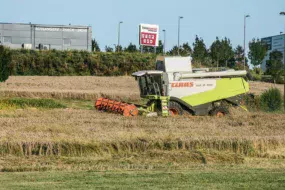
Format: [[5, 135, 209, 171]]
[[1, 165, 285, 189]]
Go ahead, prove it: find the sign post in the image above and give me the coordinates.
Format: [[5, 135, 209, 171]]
[[139, 24, 159, 53]]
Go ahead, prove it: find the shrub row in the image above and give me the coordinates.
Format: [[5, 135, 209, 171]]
[[6, 48, 156, 76]]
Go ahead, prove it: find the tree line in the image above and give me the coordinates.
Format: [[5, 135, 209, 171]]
[[92, 35, 283, 73]]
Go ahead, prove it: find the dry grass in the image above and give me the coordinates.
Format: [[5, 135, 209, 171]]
[[0, 77, 285, 172], [0, 77, 282, 100], [249, 81, 284, 95], [0, 108, 285, 159], [0, 76, 140, 101]]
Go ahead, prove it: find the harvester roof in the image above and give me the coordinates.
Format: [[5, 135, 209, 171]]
[[160, 57, 192, 73], [132, 70, 163, 77]]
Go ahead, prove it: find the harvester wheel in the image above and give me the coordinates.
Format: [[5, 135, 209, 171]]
[[210, 106, 229, 117], [169, 101, 183, 116]]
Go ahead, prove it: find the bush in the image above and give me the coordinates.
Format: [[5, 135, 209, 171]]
[[259, 88, 282, 112], [249, 67, 263, 81], [250, 72, 262, 81], [0, 45, 11, 82]]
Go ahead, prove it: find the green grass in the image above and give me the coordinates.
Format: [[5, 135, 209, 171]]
[[0, 98, 66, 109], [1, 167, 285, 189], [60, 99, 94, 110], [0, 98, 95, 110]]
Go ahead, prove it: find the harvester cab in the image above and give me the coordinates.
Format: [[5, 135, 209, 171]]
[[132, 57, 194, 97], [96, 56, 249, 117], [134, 70, 164, 97]]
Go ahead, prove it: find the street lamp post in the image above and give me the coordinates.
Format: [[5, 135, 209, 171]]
[[178, 16, 183, 55], [280, 12, 285, 110], [117, 21, 123, 52], [244, 15, 250, 70], [162, 29, 166, 55]]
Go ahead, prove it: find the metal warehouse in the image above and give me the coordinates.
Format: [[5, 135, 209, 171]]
[[0, 22, 92, 51]]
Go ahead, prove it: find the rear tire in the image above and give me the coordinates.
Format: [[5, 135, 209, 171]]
[[169, 101, 184, 116], [210, 106, 229, 117]]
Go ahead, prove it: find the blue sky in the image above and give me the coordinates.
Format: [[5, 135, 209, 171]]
[[1, 0, 285, 51]]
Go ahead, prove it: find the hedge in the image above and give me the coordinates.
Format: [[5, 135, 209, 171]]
[[0, 46, 11, 82], [6, 48, 156, 76]]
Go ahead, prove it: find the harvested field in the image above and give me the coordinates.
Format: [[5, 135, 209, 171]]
[[249, 81, 284, 95], [0, 77, 285, 173], [0, 76, 282, 101], [0, 108, 285, 160], [0, 76, 140, 101]]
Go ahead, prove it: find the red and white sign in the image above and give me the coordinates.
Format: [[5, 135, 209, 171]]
[[139, 24, 159, 47]]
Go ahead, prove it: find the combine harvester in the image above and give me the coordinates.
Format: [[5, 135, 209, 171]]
[[95, 57, 249, 117]]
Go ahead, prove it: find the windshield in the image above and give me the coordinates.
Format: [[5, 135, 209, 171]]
[[138, 75, 163, 96]]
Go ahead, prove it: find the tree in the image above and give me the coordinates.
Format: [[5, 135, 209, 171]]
[[220, 37, 234, 67], [266, 50, 284, 83], [115, 45, 123, 52], [105, 46, 114, 52], [234, 45, 244, 64], [181, 43, 192, 56], [232, 45, 247, 69], [210, 37, 223, 68], [92, 39, 100, 52], [167, 43, 192, 56], [124, 43, 138, 53], [156, 40, 164, 55], [0, 45, 11, 82], [210, 37, 234, 68], [192, 35, 207, 65], [167, 45, 179, 56], [248, 38, 267, 67]]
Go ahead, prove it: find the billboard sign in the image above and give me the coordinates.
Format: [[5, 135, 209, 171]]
[[139, 24, 159, 47]]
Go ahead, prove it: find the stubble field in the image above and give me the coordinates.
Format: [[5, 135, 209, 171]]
[[0, 76, 285, 189]]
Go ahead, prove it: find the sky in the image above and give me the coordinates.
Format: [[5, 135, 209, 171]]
[[1, 0, 285, 51]]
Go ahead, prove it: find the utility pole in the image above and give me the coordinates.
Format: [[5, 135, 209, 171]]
[[178, 16, 183, 56], [280, 12, 285, 110], [244, 15, 250, 70], [117, 21, 123, 52], [163, 29, 166, 55]]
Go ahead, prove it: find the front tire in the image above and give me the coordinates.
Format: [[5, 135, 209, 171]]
[[169, 101, 184, 116]]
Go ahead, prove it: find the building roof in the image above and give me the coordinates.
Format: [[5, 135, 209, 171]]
[[0, 22, 91, 29], [261, 33, 285, 39]]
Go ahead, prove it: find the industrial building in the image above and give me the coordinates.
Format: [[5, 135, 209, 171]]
[[0, 22, 92, 51], [261, 34, 285, 71]]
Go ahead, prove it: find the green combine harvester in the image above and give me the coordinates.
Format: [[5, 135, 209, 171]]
[[95, 56, 249, 117]]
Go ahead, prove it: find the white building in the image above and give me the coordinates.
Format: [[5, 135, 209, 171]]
[[261, 34, 285, 71]]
